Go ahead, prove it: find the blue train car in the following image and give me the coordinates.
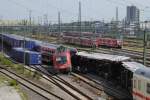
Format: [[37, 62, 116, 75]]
[[0, 34, 36, 50], [11, 48, 41, 65]]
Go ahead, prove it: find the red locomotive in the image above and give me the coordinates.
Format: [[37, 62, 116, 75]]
[[62, 35, 122, 48], [62, 36, 99, 47], [98, 38, 122, 48], [36, 43, 72, 73], [53, 49, 72, 72]]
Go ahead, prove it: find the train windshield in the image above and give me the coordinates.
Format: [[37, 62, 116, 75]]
[[56, 56, 67, 64]]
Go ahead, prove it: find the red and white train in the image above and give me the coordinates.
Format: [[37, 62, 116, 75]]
[[62, 36, 122, 48], [35, 42, 72, 72], [133, 67, 150, 100], [122, 62, 150, 100], [62, 32, 122, 48]]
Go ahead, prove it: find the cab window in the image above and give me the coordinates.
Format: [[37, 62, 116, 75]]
[[56, 56, 67, 64]]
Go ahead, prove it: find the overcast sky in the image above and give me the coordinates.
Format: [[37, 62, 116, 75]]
[[0, 0, 150, 23]]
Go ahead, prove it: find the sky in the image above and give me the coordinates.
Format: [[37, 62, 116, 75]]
[[0, 0, 150, 23]]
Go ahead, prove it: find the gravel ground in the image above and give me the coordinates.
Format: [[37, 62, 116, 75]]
[[39, 77, 76, 100], [20, 85, 47, 100], [0, 84, 21, 100], [58, 74, 105, 100]]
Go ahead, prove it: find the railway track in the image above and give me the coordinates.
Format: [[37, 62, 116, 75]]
[[0, 67, 63, 100], [71, 73, 132, 100], [5, 55, 94, 100], [6, 55, 129, 100], [39, 65, 130, 100], [76, 47, 150, 66], [98, 48, 144, 59], [34, 65, 94, 100], [96, 48, 150, 66]]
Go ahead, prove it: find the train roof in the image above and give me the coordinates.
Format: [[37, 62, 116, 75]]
[[77, 51, 130, 61], [135, 67, 150, 79], [2, 34, 33, 41], [3, 34, 23, 40], [13, 48, 40, 54], [35, 41, 62, 49], [122, 62, 145, 72]]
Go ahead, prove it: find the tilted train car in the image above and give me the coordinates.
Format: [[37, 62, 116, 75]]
[[11, 48, 41, 65], [71, 51, 130, 74], [72, 51, 150, 100]]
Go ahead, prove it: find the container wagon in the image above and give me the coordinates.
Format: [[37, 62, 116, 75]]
[[11, 48, 41, 65], [0, 34, 36, 50]]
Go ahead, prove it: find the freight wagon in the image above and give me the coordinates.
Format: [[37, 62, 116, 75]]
[[11, 48, 41, 65], [0, 34, 36, 50]]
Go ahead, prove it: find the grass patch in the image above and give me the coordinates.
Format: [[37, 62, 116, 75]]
[[0, 52, 42, 80], [0, 53, 14, 66], [0, 73, 28, 100], [8, 80, 18, 86]]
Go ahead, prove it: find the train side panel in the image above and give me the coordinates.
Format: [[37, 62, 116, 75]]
[[133, 68, 150, 100]]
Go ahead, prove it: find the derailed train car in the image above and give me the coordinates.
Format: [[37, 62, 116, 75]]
[[72, 51, 150, 100], [71, 51, 130, 75]]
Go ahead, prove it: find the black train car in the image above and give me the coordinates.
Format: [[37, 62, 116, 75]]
[[71, 51, 130, 79]]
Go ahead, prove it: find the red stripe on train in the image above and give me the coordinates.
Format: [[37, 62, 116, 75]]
[[133, 91, 150, 100]]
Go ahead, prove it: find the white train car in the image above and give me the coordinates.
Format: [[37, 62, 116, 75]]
[[124, 61, 150, 100], [133, 67, 150, 100]]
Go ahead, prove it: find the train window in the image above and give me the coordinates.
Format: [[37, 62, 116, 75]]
[[138, 80, 141, 90], [134, 80, 136, 89], [56, 56, 67, 64], [147, 83, 150, 94]]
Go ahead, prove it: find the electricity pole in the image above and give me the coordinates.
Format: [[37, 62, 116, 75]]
[[23, 20, 27, 73], [78, 1, 82, 44], [1, 17, 3, 55], [29, 10, 32, 37], [58, 12, 61, 34], [143, 21, 148, 65], [58, 11, 61, 44]]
